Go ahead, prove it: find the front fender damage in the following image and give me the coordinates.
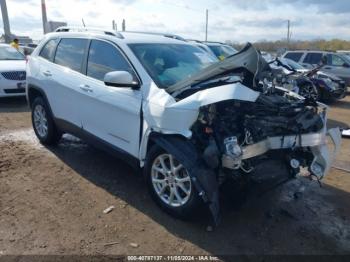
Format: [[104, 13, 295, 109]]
[[152, 135, 221, 226]]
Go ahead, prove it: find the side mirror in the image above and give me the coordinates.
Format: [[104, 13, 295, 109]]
[[104, 71, 140, 89], [343, 63, 350, 68]]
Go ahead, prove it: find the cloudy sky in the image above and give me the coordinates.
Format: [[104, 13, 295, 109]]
[[1, 0, 350, 42]]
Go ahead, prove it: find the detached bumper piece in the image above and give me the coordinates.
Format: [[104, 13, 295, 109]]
[[222, 128, 341, 179]]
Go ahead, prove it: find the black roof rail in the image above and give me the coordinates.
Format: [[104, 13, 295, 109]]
[[123, 31, 185, 41], [55, 26, 124, 39]]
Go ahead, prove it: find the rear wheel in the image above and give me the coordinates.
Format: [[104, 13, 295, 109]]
[[145, 145, 201, 219], [31, 96, 61, 145]]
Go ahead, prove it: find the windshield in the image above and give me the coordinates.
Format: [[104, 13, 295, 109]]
[[208, 45, 237, 60], [282, 58, 305, 70], [0, 46, 25, 60], [129, 43, 216, 88]]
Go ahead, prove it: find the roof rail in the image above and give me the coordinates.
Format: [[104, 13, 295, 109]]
[[55, 26, 124, 39], [202, 41, 226, 45], [122, 31, 185, 41], [186, 39, 203, 43]]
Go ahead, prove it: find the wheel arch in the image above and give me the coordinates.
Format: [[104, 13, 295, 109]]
[[27, 85, 54, 117], [139, 131, 190, 168]]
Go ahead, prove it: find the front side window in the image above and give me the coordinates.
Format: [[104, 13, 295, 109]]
[[87, 40, 134, 81], [129, 43, 216, 88], [0, 46, 25, 60], [39, 39, 59, 61], [284, 52, 303, 62], [54, 38, 88, 72]]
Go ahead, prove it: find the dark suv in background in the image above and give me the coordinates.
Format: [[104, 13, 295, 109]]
[[282, 50, 350, 86]]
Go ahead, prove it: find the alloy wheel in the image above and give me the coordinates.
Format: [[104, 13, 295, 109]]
[[33, 104, 48, 138], [300, 85, 319, 100], [151, 153, 192, 207]]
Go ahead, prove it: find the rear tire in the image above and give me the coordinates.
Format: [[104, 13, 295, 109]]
[[144, 145, 201, 219], [31, 96, 61, 145]]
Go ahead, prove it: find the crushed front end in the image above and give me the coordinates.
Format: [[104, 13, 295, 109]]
[[191, 92, 341, 185]]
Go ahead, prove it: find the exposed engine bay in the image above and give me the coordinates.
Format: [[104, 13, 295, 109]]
[[191, 89, 330, 179]]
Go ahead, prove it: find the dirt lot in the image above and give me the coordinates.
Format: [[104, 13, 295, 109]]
[[0, 95, 350, 257]]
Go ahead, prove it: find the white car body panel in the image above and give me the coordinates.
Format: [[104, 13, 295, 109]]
[[0, 60, 26, 97], [80, 76, 142, 157]]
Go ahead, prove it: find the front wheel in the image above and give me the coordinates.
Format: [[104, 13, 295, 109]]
[[299, 83, 320, 101], [144, 145, 201, 219]]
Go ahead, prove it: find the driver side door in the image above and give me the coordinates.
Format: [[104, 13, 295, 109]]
[[80, 39, 142, 158]]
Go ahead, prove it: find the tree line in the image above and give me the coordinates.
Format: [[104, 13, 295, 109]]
[[229, 39, 350, 52]]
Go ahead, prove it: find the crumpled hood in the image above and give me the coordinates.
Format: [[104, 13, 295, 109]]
[[143, 81, 260, 137], [0, 60, 26, 72], [166, 43, 267, 96]]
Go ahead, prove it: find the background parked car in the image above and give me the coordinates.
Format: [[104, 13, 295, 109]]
[[282, 50, 350, 86], [281, 58, 347, 101], [0, 44, 26, 97], [202, 41, 237, 60]]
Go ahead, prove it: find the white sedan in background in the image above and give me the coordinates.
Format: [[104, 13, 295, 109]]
[[0, 44, 27, 97]]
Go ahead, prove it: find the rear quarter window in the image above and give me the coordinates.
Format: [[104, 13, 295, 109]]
[[39, 39, 59, 61], [284, 52, 303, 62]]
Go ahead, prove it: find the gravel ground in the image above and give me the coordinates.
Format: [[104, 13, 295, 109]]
[[0, 95, 349, 258]]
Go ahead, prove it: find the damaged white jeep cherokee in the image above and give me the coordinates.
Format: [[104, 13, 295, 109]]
[[26, 28, 341, 224]]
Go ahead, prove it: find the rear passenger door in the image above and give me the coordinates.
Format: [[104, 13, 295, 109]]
[[80, 39, 142, 158], [48, 38, 89, 127]]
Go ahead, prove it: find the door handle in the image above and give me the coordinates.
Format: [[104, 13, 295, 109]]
[[79, 84, 93, 92], [42, 70, 52, 77], [324, 67, 332, 70]]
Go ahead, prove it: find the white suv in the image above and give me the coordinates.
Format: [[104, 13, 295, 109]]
[[26, 28, 341, 224]]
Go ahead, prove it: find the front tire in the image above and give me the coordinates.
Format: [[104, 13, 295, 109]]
[[299, 83, 320, 101], [144, 145, 201, 219], [31, 96, 61, 145]]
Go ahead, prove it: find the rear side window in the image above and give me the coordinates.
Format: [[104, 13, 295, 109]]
[[39, 39, 59, 61], [303, 53, 323, 64], [54, 38, 88, 72], [284, 52, 303, 62], [87, 40, 134, 81]]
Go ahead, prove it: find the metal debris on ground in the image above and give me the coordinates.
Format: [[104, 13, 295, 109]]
[[130, 243, 139, 248], [103, 205, 115, 214], [341, 129, 350, 138], [103, 241, 119, 246]]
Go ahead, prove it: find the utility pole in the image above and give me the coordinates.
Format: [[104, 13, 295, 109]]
[[205, 9, 208, 41], [41, 0, 48, 34], [122, 19, 126, 31], [82, 18, 86, 27], [287, 19, 290, 46], [0, 0, 11, 43], [112, 20, 116, 31]]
